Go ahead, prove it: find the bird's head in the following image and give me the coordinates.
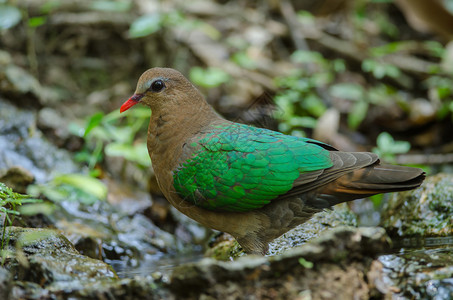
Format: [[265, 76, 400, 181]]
[[120, 67, 200, 113]]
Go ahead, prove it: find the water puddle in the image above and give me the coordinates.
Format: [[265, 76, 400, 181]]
[[379, 240, 453, 299], [112, 251, 205, 278]]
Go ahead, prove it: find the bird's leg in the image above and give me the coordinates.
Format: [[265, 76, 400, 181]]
[[236, 234, 269, 255]]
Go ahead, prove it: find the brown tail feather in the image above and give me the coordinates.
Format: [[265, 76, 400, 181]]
[[323, 163, 425, 204], [281, 151, 425, 208]]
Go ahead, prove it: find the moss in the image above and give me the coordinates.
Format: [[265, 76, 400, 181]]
[[381, 173, 453, 237]]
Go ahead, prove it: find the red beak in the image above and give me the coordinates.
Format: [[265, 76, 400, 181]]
[[120, 94, 144, 113]]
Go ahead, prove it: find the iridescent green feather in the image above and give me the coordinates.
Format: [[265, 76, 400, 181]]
[[173, 122, 333, 212]]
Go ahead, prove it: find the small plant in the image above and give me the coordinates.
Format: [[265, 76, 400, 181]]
[[71, 107, 152, 173], [273, 50, 339, 136], [0, 183, 42, 251], [298, 257, 314, 269], [371, 132, 425, 208], [362, 59, 400, 80], [27, 174, 107, 205], [372, 132, 411, 163], [330, 83, 396, 130], [189, 67, 231, 88], [129, 10, 220, 39]]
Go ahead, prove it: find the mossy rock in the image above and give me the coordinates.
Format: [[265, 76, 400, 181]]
[[381, 173, 453, 237]]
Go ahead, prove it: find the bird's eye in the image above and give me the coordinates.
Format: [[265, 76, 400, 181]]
[[150, 79, 165, 92]]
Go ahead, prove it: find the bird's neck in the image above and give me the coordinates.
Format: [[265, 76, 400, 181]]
[[147, 99, 222, 170]]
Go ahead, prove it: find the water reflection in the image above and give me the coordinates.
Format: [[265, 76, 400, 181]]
[[111, 251, 205, 278]]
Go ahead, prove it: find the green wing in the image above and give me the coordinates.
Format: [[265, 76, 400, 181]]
[[173, 123, 333, 212]]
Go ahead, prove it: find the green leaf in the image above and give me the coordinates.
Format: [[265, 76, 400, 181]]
[[52, 174, 107, 200], [383, 65, 400, 79], [129, 13, 162, 38], [105, 142, 151, 166], [288, 116, 317, 128], [107, 126, 135, 143], [362, 59, 400, 79], [0, 207, 20, 215], [231, 51, 257, 69], [84, 112, 104, 137], [191, 20, 221, 40], [28, 16, 47, 28], [0, 5, 22, 29], [297, 11, 315, 24], [18, 231, 54, 247], [376, 132, 393, 152], [27, 184, 69, 203], [291, 50, 323, 65], [333, 59, 346, 73], [437, 86, 452, 99], [189, 67, 230, 88], [370, 42, 408, 57], [367, 84, 395, 105], [90, 0, 131, 12], [390, 140, 411, 154], [348, 101, 368, 129], [298, 257, 314, 268], [329, 83, 365, 101], [19, 203, 54, 216], [370, 194, 383, 209], [372, 65, 387, 79], [373, 132, 411, 163], [424, 41, 445, 58], [303, 94, 326, 117], [68, 122, 85, 137]]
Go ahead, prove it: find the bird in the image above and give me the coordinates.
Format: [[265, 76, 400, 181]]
[[120, 67, 425, 255]]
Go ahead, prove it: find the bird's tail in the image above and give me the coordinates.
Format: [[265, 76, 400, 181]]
[[321, 163, 425, 205]]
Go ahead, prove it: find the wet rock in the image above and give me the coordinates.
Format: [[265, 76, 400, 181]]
[[0, 267, 12, 300], [170, 206, 213, 246], [0, 166, 34, 193], [381, 173, 453, 237], [105, 177, 153, 216], [204, 233, 243, 260], [3, 227, 116, 280], [116, 213, 178, 253], [0, 50, 42, 107], [54, 218, 108, 260], [12, 276, 167, 300], [52, 276, 169, 300], [379, 247, 453, 299], [268, 204, 358, 255], [37, 107, 83, 149], [206, 204, 358, 259], [52, 199, 194, 274], [170, 226, 391, 299], [9, 254, 166, 299], [2, 227, 166, 299], [0, 101, 80, 183]]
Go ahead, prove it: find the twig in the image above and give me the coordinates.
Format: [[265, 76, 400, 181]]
[[24, 12, 38, 76], [49, 12, 133, 26], [313, 31, 438, 76], [279, 0, 310, 51], [396, 153, 453, 165]]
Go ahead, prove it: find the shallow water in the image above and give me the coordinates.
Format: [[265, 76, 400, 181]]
[[379, 246, 453, 299], [111, 251, 205, 278], [391, 236, 453, 249]]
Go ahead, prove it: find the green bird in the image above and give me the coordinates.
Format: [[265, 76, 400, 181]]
[[120, 68, 425, 254]]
